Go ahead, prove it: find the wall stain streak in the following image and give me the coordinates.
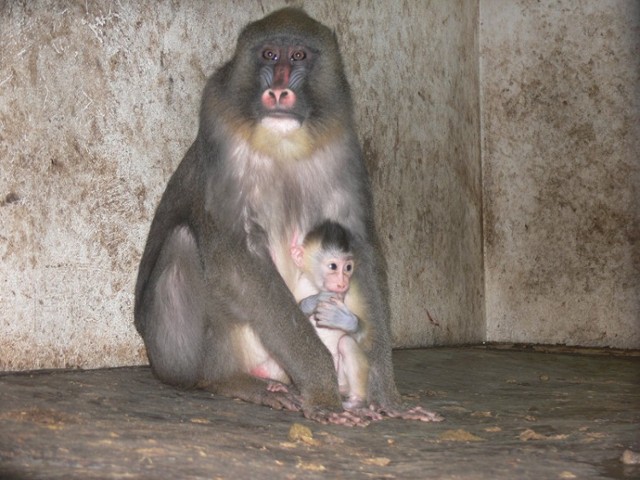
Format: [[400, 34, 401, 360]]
[[481, 0, 640, 348]]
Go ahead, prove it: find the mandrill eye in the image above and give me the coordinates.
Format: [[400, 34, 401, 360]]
[[291, 50, 306, 61], [262, 49, 278, 61]]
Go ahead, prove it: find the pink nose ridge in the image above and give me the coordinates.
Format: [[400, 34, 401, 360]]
[[261, 88, 296, 109]]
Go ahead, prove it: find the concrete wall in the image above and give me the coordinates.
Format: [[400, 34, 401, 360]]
[[481, 0, 640, 348], [0, 1, 483, 370], [355, 2, 483, 347], [4, 0, 635, 372]]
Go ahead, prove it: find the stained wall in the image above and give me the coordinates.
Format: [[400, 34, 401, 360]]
[[360, 2, 483, 347], [0, 1, 483, 370], [481, 0, 640, 348]]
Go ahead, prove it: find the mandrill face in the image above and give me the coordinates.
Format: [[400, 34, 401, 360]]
[[202, 8, 354, 162]]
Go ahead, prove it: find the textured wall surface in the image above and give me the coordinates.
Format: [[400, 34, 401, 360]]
[[481, 0, 640, 348], [355, 2, 483, 347], [0, 1, 483, 370]]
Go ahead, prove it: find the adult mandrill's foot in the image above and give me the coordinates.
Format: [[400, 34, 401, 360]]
[[373, 404, 444, 422], [266, 380, 290, 394], [344, 406, 384, 422], [303, 406, 373, 427], [260, 389, 303, 412]]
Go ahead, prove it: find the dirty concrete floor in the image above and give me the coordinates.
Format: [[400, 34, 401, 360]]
[[0, 347, 638, 480]]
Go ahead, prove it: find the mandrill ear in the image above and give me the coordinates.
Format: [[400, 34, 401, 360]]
[[290, 244, 305, 268]]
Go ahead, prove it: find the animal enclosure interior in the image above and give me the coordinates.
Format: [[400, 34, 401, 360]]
[[0, 0, 639, 478], [1, 0, 638, 371]]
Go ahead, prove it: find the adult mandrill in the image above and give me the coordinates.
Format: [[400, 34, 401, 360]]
[[134, 8, 441, 425]]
